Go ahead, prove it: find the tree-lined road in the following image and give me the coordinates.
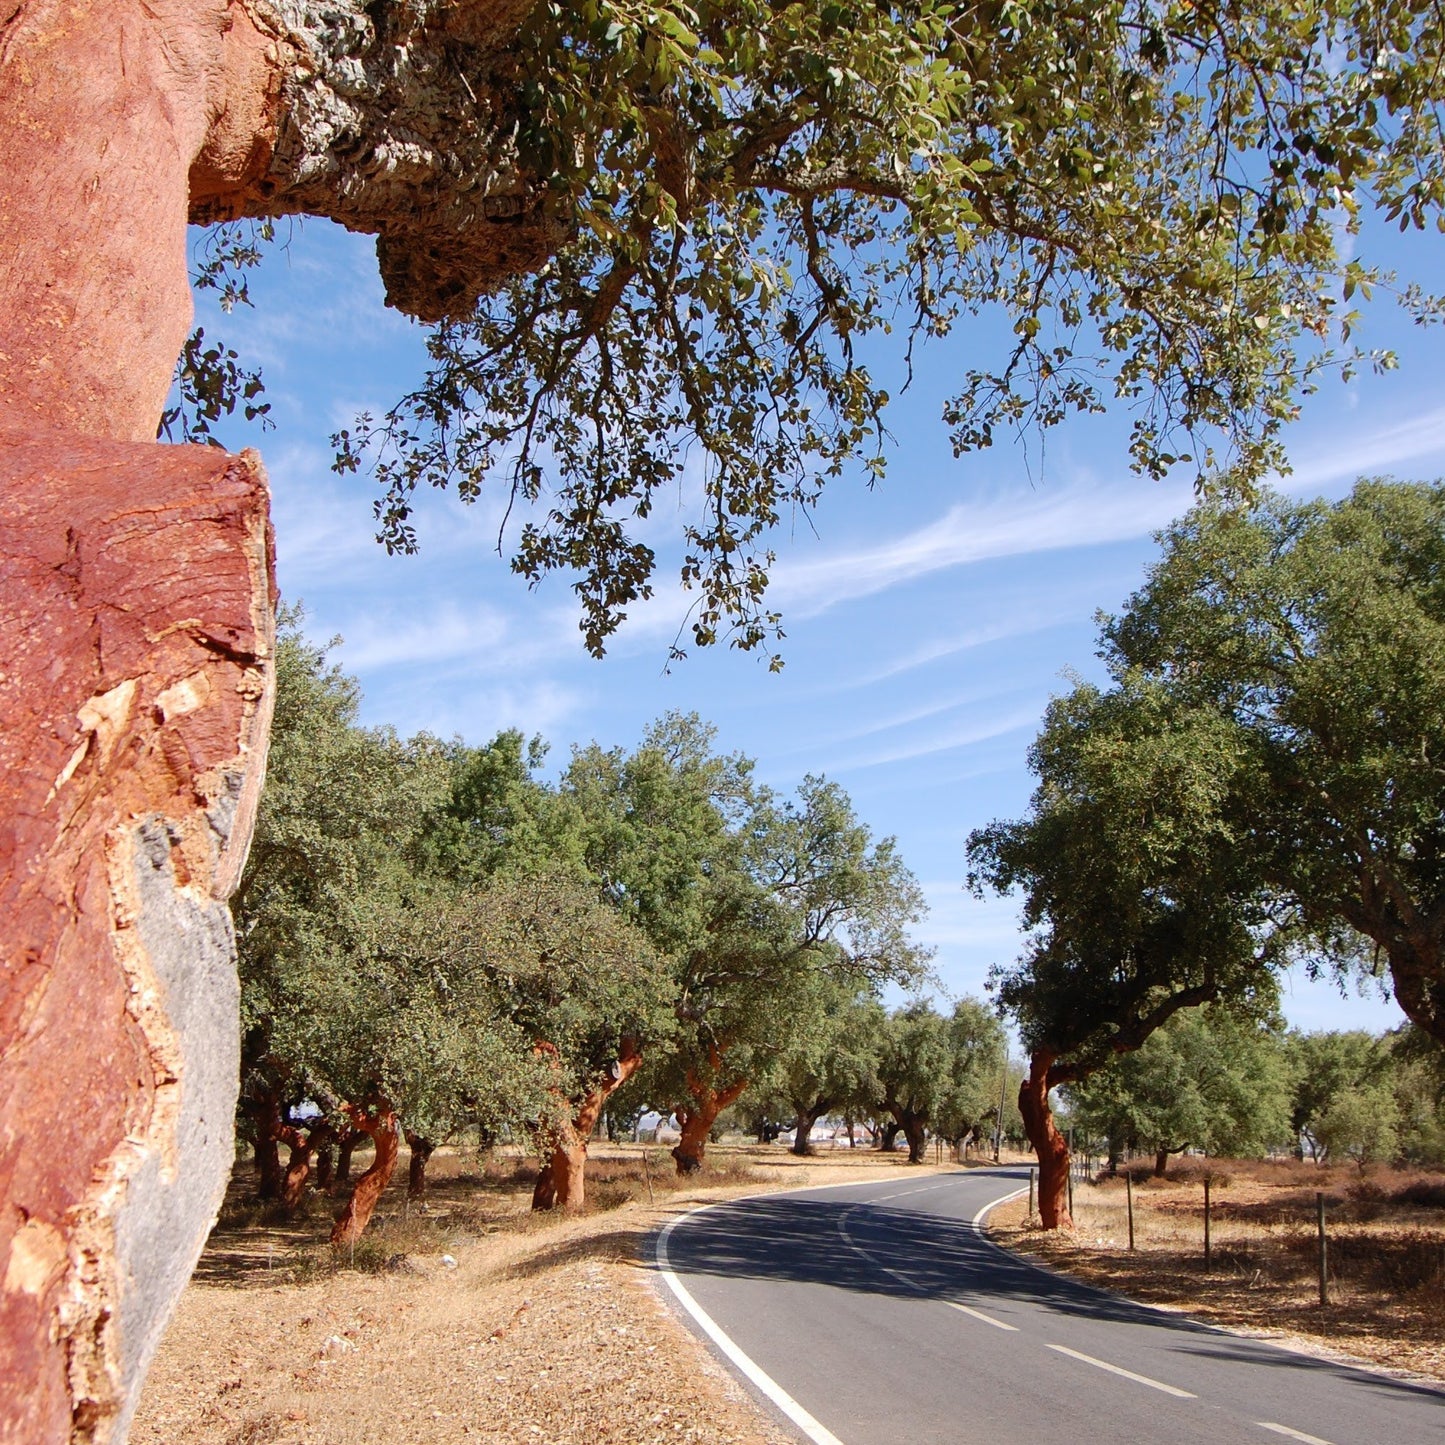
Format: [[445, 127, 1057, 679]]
[[657, 1168, 1444, 1445]]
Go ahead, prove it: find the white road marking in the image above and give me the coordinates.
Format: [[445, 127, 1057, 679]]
[[1044, 1343, 1197, 1398], [1257, 1424, 1335, 1445], [656, 1214, 845, 1445], [945, 1301, 1018, 1332]]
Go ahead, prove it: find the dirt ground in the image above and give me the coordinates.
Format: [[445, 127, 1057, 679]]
[[986, 1156, 1445, 1382], [132, 1142, 955, 1445]]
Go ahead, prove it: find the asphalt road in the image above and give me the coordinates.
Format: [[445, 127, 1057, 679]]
[[655, 1166, 1445, 1445]]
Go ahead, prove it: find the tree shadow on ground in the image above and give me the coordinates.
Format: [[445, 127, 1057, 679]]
[[648, 1170, 1445, 1412]]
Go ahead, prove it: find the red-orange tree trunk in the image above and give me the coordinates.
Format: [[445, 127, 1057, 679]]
[[672, 1067, 749, 1175], [330, 1102, 400, 1249], [533, 1044, 643, 1211], [1019, 1052, 1072, 1229]]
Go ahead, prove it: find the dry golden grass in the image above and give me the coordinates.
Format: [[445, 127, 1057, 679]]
[[988, 1156, 1445, 1381], [133, 1141, 951, 1445]]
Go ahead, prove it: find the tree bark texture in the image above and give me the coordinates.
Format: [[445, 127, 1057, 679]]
[[0, 2, 562, 1437], [336, 1134, 358, 1186], [330, 1103, 400, 1249], [877, 1120, 901, 1153], [791, 1105, 824, 1157], [670, 1051, 751, 1173], [671, 1066, 749, 1175], [1018, 1053, 1073, 1230], [893, 1109, 928, 1165], [406, 1133, 435, 1200], [532, 1043, 642, 1211]]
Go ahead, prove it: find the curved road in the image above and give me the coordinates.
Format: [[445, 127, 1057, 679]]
[[656, 1166, 1444, 1445]]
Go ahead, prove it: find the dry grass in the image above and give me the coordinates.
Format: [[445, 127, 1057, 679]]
[[133, 1141, 951, 1445], [988, 1156, 1445, 1381]]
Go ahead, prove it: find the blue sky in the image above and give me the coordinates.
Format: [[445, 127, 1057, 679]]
[[196, 217, 1445, 1036]]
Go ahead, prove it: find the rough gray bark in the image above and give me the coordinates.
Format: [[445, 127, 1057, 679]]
[[217, 0, 563, 320]]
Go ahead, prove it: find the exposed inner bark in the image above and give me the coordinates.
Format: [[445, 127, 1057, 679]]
[[330, 1101, 400, 1249], [533, 1042, 642, 1211], [1019, 1052, 1073, 1230], [0, 1, 561, 1434], [671, 1064, 749, 1175]]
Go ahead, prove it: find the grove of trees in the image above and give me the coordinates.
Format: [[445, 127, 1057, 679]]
[[233, 611, 1007, 1238], [970, 480, 1445, 1226]]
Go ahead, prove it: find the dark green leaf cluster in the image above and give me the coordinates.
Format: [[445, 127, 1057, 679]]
[[970, 478, 1445, 1088]]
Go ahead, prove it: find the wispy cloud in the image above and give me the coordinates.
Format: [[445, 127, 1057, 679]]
[[1281, 404, 1445, 495], [822, 706, 1040, 774], [765, 480, 1184, 621]]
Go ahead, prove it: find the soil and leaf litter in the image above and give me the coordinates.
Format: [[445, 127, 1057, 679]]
[[132, 1145, 945, 1445]]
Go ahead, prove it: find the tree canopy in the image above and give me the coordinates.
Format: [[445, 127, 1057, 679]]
[[1105, 480, 1445, 1043], [967, 478, 1445, 1223], [192, 0, 1444, 661], [1066, 1001, 1294, 1172]]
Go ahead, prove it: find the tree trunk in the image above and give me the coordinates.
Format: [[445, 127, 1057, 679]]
[[533, 1042, 643, 1211], [253, 1130, 283, 1201], [672, 1106, 715, 1173], [315, 1142, 335, 1191], [1155, 1144, 1170, 1178], [406, 1132, 435, 1199], [282, 1140, 312, 1209], [671, 1058, 749, 1175], [896, 1110, 928, 1164], [877, 1120, 901, 1153], [337, 1133, 358, 1184], [1018, 1052, 1072, 1229], [791, 1105, 823, 1157], [278, 1120, 334, 1210], [331, 1101, 400, 1249]]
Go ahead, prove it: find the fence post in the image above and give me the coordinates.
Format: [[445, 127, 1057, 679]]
[[1126, 1170, 1134, 1252], [1067, 1163, 1074, 1218], [1203, 1177, 1211, 1271], [1317, 1191, 1328, 1306]]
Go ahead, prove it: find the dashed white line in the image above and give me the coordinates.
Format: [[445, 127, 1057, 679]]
[[945, 1301, 1018, 1332], [1044, 1343, 1197, 1398], [1257, 1424, 1335, 1445]]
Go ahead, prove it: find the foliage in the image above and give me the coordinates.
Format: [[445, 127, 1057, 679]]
[[967, 673, 1288, 1084], [429, 870, 675, 1110], [1067, 1002, 1294, 1164], [873, 997, 1005, 1145], [319, 0, 1445, 661], [562, 713, 929, 1125], [771, 981, 886, 1131], [1285, 1029, 1391, 1161], [162, 221, 274, 443], [1104, 480, 1445, 1042]]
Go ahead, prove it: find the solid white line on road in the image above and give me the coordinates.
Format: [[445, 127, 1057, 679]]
[[656, 1214, 846, 1445], [1257, 1424, 1335, 1445], [1044, 1343, 1197, 1398], [945, 1302, 1018, 1332]]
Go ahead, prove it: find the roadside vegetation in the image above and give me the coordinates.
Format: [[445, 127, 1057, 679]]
[[969, 481, 1445, 1227], [990, 1157, 1445, 1381], [236, 611, 1007, 1251]]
